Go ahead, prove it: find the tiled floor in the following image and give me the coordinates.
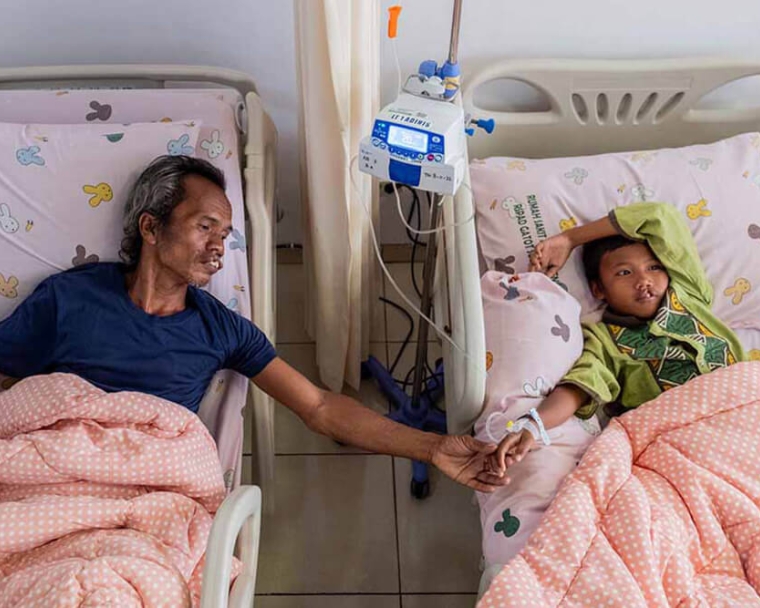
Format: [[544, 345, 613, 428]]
[[245, 261, 481, 607]]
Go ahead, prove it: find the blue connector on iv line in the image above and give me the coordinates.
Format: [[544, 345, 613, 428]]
[[465, 118, 495, 137]]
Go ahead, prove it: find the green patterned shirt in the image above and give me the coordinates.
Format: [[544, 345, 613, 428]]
[[562, 202, 745, 419]]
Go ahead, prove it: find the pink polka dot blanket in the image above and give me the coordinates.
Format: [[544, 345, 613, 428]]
[[479, 361, 760, 607], [0, 373, 236, 607]]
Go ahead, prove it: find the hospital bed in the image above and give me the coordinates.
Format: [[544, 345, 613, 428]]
[[429, 56, 760, 603], [0, 64, 276, 607], [438, 56, 760, 434]]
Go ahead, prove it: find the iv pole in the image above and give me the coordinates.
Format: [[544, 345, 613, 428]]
[[369, 0, 464, 500], [409, 0, 462, 418]]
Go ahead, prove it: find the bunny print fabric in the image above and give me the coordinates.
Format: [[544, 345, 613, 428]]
[[0, 121, 201, 320], [475, 272, 602, 580], [471, 132, 760, 346]]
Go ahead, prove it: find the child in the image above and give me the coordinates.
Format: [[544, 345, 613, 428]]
[[478, 202, 745, 585], [492, 201, 745, 468]]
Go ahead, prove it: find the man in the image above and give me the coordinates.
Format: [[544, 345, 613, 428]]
[[0, 155, 507, 493]]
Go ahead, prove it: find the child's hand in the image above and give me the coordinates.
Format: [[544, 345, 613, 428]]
[[529, 233, 573, 276], [491, 429, 536, 472]]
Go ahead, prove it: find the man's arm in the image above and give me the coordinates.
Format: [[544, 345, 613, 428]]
[[253, 358, 441, 462], [251, 357, 510, 491]]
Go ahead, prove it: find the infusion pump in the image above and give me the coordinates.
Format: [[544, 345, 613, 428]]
[[358, 93, 466, 195]]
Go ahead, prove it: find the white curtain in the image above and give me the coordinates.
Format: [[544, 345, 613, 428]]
[[294, 0, 380, 391]]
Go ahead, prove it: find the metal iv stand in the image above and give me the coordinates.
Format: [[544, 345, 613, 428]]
[[362, 0, 463, 499]]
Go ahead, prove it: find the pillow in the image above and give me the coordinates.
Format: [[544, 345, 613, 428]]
[[471, 132, 760, 330], [735, 329, 760, 361], [0, 121, 200, 320], [474, 271, 583, 439]]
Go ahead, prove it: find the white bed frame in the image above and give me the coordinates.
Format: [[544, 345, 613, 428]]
[[0, 64, 276, 608], [438, 58, 760, 435]]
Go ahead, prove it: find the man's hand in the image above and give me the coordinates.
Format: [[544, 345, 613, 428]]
[[529, 233, 574, 276], [489, 429, 535, 473], [430, 435, 511, 493]]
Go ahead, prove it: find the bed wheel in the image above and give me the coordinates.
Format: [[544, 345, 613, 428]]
[[410, 478, 430, 500]]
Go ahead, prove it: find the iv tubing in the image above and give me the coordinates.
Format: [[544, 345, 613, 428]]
[[349, 155, 487, 380]]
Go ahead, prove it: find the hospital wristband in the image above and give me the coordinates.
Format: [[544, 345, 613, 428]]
[[518, 408, 552, 446], [503, 418, 542, 445]]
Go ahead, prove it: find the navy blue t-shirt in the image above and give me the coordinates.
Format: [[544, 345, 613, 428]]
[[0, 263, 277, 412]]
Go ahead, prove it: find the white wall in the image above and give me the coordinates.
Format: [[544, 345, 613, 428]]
[[377, 0, 760, 243], [1, 1, 759, 245], [380, 0, 760, 106]]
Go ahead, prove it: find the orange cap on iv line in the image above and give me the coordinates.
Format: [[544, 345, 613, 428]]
[[388, 5, 402, 39]]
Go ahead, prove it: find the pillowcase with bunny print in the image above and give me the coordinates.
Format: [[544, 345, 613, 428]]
[[471, 132, 760, 335], [474, 271, 583, 439], [0, 121, 200, 321]]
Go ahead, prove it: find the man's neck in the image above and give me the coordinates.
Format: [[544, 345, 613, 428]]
[[125, 260, 189, 317]]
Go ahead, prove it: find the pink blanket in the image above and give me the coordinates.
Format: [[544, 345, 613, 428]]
[[0, 373, 228, 607], [480, 361, 760, 607]]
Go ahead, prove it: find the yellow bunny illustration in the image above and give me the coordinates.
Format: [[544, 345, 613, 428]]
[[559, 217, 577, 232], [724, 278, 751, 305], [686, 199, 711, 220], [0, 273, 19, 298], [630, 151, 656, 164], [83, 182, 114, 208], [749, 349, 760, 361], [507, 160, 526, 171]]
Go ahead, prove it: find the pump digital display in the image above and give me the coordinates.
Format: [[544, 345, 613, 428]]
[[387, 125, 429, 153]]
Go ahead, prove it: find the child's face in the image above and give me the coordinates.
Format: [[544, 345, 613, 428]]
[[591, 243, 670, 319]]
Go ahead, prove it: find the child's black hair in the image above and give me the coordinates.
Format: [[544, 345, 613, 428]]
[[582, 235, 637, 285]]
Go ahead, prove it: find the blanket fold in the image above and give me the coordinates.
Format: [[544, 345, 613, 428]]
[[0, 373, 229, 607], [480, 362, 760, 607]]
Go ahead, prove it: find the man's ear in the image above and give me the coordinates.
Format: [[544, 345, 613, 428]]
[[138, 213, 159, 245], [590, 280, 606, 301]]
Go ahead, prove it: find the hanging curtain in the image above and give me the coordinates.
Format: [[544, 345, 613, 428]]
[[294, 0, 380, 391]]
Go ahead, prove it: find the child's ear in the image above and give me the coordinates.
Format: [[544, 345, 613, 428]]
[[590, 280, 605, 301]]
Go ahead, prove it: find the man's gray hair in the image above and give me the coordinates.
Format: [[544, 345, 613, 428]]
[[120, 155, 226, 267]]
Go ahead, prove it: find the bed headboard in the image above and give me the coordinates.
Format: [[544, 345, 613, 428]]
[[0, 64, 258, 98], [462, 58, 760, 160]]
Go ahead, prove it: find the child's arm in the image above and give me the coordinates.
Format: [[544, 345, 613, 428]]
[[491, 384, 591, 471], [531, 203, 712, 305], [529, 215, 617, 275], [491, 327, 620, 472]]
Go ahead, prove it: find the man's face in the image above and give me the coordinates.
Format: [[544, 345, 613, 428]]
[[149, 175, 233, 288], [591, 243, 670, 319]]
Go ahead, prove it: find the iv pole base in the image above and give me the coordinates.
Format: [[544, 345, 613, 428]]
[[361, 355, 446, 500]]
